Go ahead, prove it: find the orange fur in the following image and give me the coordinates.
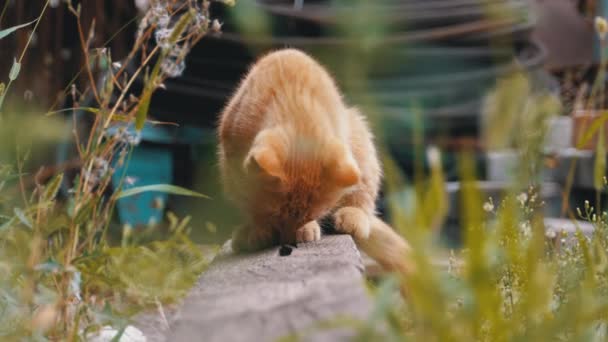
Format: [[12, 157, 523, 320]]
[[218, 49, 414, 276]]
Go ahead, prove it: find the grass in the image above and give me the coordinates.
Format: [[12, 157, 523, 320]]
[[0, 0, 227, 339], [3, 1, 608, 341]]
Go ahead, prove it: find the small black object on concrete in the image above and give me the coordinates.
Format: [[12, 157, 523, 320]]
[[279, 245, 293, 256]]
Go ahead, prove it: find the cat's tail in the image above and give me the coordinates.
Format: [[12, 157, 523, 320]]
[[352, 216, 415, 290]]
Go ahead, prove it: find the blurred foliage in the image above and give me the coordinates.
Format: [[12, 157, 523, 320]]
[[0, 0, 222, 339], [4, 0, 608, 341]]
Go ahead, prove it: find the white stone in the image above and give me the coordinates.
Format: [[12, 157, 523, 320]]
[[87, 325, 147, 342]]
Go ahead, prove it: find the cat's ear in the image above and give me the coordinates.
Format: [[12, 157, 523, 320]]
[[326, 140, 360, 188], [244, 128, 285, 180]]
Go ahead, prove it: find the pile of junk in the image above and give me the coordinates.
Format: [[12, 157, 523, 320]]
[[56, 0, 607, 245]]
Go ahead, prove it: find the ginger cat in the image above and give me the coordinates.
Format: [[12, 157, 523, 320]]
[[218, 49, 413, 275]]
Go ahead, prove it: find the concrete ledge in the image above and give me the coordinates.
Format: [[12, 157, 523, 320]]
[[136, 234, 372, 342]]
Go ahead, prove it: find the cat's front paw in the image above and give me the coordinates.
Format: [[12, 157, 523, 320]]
[[333, 207, 370, 240], [232, 225, 276, 252], [296, 221, 321, 243]]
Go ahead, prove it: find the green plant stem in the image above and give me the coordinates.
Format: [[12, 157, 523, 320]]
[[597, 41, 607, 213], [0, 0, 50, 112], [0, 0, 10, 27]]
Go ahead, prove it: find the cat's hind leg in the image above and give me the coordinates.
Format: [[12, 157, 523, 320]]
[[334, 206, 413, 274], [333, 207, 370, 240]]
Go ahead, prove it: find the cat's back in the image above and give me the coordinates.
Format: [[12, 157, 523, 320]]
[[245, 49, 342, 106], [219, 49, 345, 148]]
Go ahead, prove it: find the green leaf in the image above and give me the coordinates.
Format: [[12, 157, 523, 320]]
[[73, 198, 97, 225], [135, 89, 152, 131], [9, 58, 21, 81], [14, 207, 32, 228], [594, 126, 606, 190], [576, 111, 608, 149], [115, 184, 209, 200], [45, 106, 100, 116], [0, 19, 37, 40], [43, 173, 63, 201], [0, 217, 15, 231]]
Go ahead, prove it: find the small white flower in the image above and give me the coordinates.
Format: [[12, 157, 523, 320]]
[[126, 132, 142, 146], [211, 19, 222, 33], [546, 230, 557, 239], [160, 57, 186, 78], [483, 202, 494, 212], [517, 192, 528, 206], [154, 28, 172, 50], [426, 146, 441, 168], [124, 176, 138, 186], [158, 13, 170, 29], [519, 221, 531, 237]]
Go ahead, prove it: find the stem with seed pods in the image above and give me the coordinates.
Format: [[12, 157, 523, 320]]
[[0, 0, 50, 112]]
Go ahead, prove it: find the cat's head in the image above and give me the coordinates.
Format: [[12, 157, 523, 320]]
[[243, 126, 360, 243]]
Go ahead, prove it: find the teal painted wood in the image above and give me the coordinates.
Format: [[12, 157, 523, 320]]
[[105, 122, 208, 145], [112, 145, 173, 227], [106, 122, 208, 227]]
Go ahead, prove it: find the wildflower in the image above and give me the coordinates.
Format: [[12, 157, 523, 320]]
[[483, 201, 494, 212], [190, 12, 208, 34], [93, 157, 109, 175], [596, 16, 608, 40], [196, 13, 207, 26], [211, 19, 222, 33], [158, 13, 170, 29], [519, 221, 531, 238], [126, 132, 142, 146], [82, 169, 99, 188], [546, 230, 557, 239], [517, 192, 528, 206], [426, 146, 441, 168], [155, 28, 172, 50], [124, 176, 138, 186], [109, 127, 142, 146], [161, 57, 186, 78], [150, 3, 168, 21]]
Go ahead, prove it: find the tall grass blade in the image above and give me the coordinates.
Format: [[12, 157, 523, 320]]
[[115, 184, 210, 199]]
